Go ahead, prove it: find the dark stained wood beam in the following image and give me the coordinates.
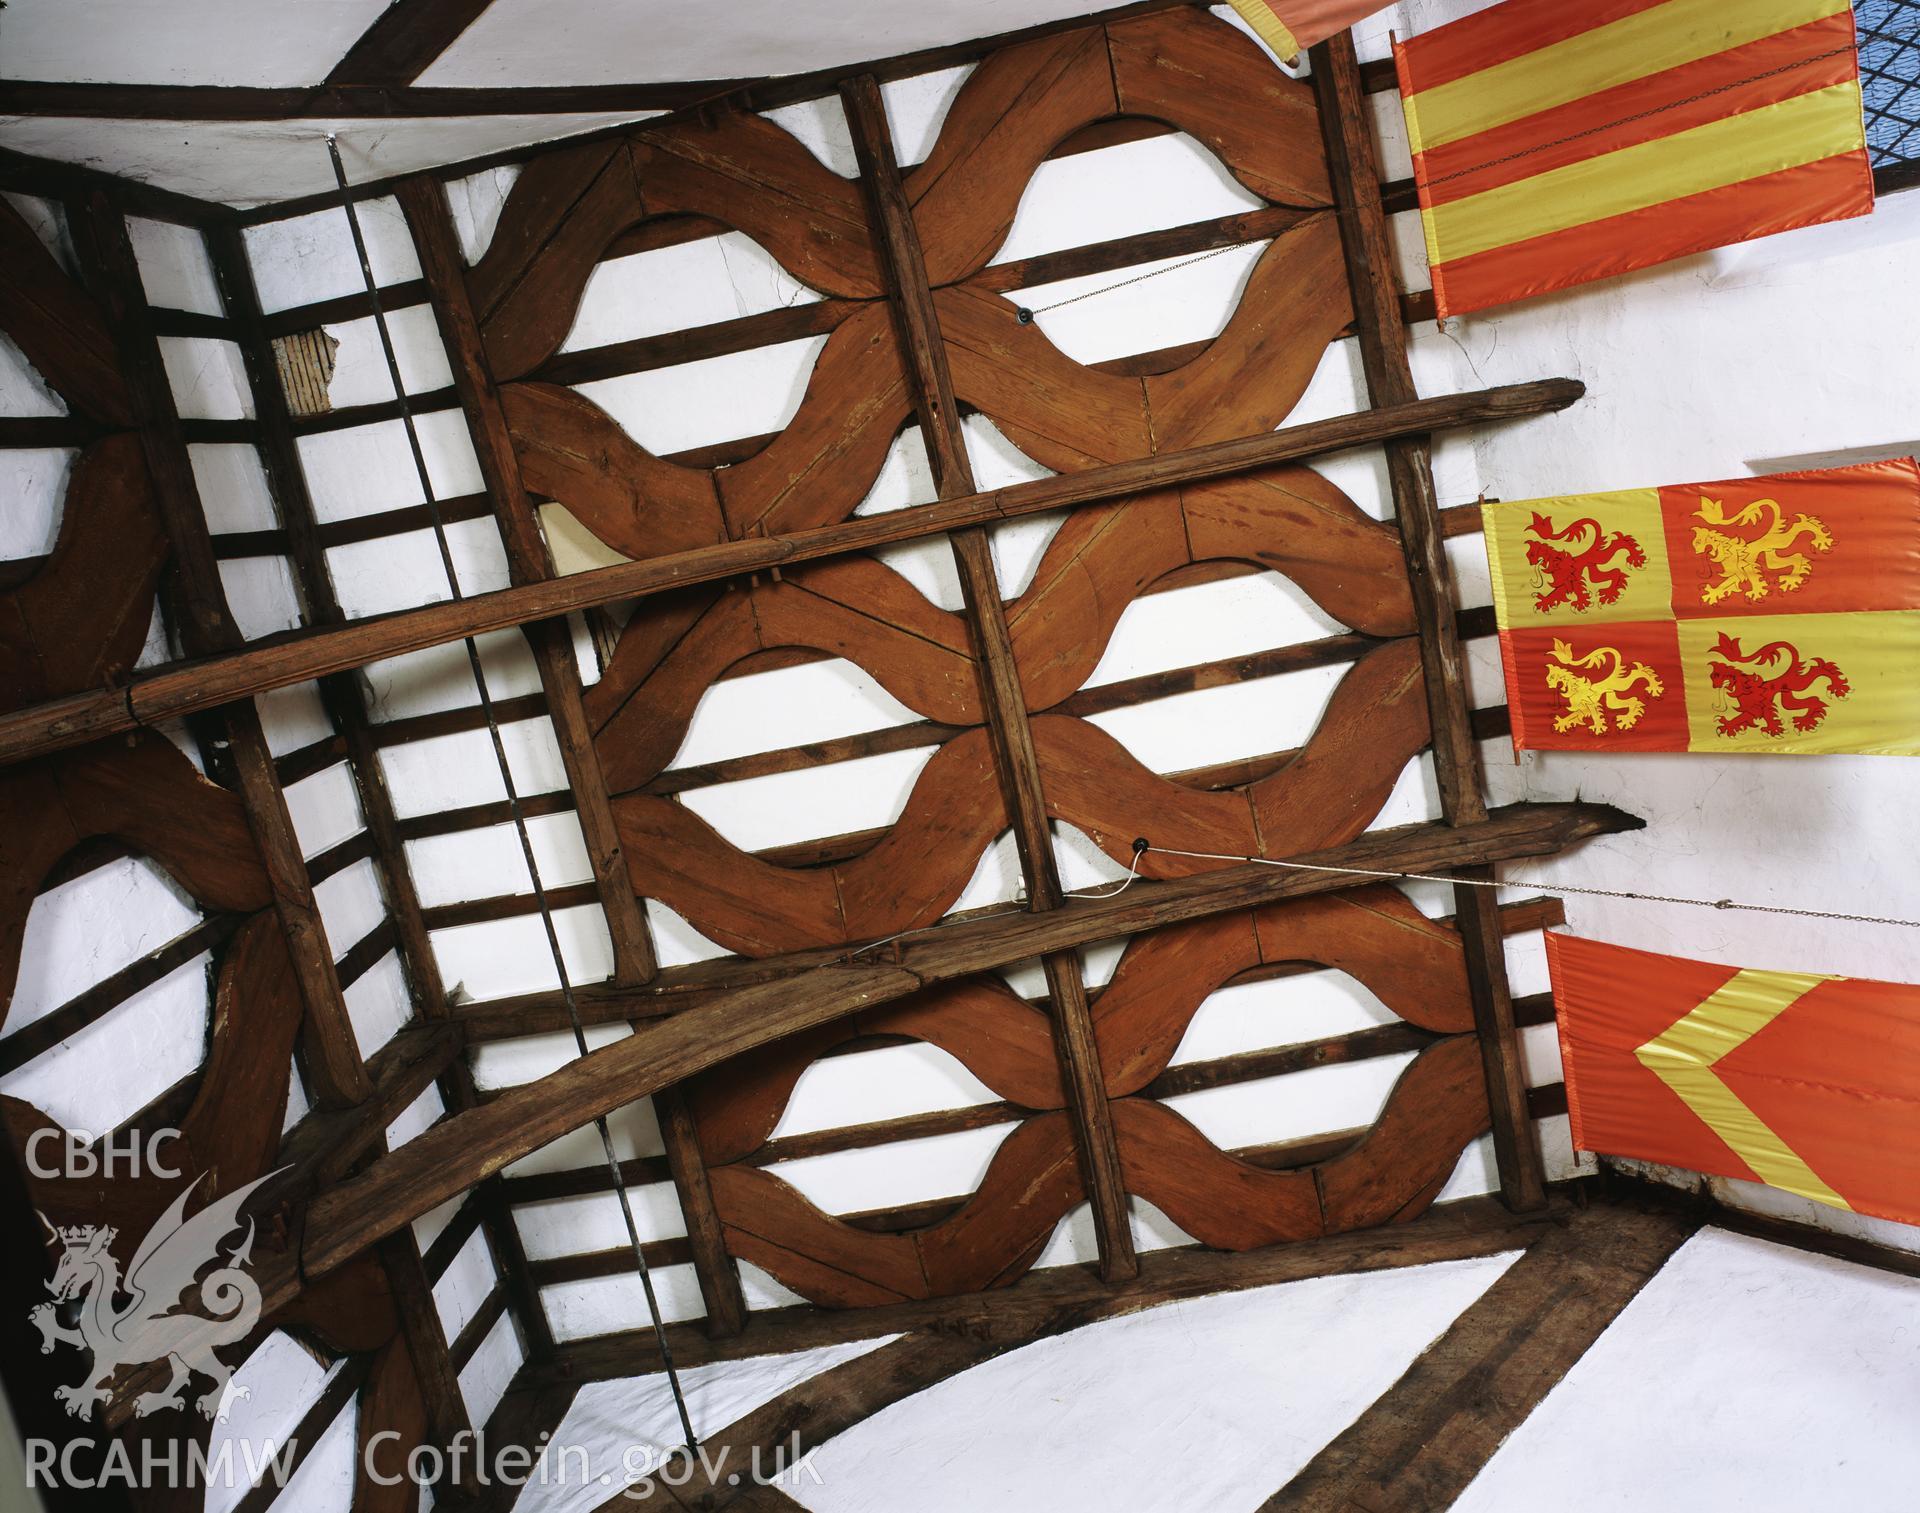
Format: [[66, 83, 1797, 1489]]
[[325, 0, 502, 87], [840, 70, 1137, 1284], [301, 800, 1638, 1279], [543, 1190, 1566, 1384], [0, 377, 1582, 764], [1260, 1200, 1699, 1510], [1314, 33, 1548, 1215], [0, 80, 738, 120]]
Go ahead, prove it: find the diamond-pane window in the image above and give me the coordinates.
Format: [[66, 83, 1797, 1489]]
[[1860, 0, 1920, 168]]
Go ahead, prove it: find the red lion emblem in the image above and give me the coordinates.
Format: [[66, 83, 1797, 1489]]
[[1523, 512, 1647, 613], [1707, 632, 1850, 738]]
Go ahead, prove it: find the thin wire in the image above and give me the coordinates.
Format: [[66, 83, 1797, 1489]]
[[1141, 844, 1920, 931], [843, 845, 1145, 961], [324, 138, 700, 1450], [1016, 242, 1247, 323]]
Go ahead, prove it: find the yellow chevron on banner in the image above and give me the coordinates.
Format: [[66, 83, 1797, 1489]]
[[1634, 966, 1850, 1208]]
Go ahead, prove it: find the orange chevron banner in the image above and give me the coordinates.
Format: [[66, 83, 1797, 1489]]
[[1482, 458, 1920, 752], [1551, 934, 1920, 1225], [1222, 0, 1385, 61], [1394, 0, 1874, 318]]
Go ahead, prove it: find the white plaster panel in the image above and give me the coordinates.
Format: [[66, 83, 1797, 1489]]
[[460, 1308, 526, 1437], [380, 718, 569, 819], [675, 745, 937, 855], [1457, 1229, 1920, 1511], [407, 810, 594, 908], [562, 233, 822, 354], [571, 335, 826, 456], [127, 215, 223, 314], [0, 329, 65, 418], [0, 0, 390, 87], [295, 409, 483, 522], [206, 1332, 336, 1513], [671, 659, 920, 771], [434, 1225, 500, 1344], [285, 762, 365, 860], [159, 336, 253, 420], [190, 442, 281, 534], [344, 952, 413, 1061], [320, 304, 456, 408]]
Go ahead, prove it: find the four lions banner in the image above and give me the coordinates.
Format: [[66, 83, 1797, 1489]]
[[1483, 458, 1920, 753], [1394, 0, 1874, 318], [1551, 934, 1920, 1225]]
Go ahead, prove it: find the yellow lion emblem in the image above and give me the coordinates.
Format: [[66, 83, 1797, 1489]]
[[1691, 495, 1832, 606], [1544, 639, 1665, 735]]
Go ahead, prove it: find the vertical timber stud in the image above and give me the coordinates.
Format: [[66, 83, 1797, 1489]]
[[66, 189, 479, 1494], [1312, 34, 1547, 1211], [396, 175, 751, 1339], [204, 223, 555, 1360], [839, 74, 1138, 1281]]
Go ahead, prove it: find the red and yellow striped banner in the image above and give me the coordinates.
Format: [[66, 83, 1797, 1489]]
[[1552, 934, 1920, 1225], [1223, 0, 1386, 62], [1483, 459, 1920, 753], [1394, 0, 1874, 318]]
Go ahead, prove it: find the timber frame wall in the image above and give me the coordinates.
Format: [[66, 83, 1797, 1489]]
[[0, 3, 1673, 1502]]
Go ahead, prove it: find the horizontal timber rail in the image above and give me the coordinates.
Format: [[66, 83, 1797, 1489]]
[[301, 798, 1636, 1277], [0, 378, 1582, 766]]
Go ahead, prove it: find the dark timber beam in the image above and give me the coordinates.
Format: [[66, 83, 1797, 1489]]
[[840, 71, 1138, 1283], [325, 0, 502, 87], [0, 377, 1583, 766], [301, 800, 1639, 1279], [1315, 33, 1549, 1214], [1260, 1200, 1698, 1510]]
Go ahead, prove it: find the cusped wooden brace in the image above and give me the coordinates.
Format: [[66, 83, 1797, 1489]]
[[471, 114, 884, 380], [0, 735, 270, 1029], [634, 112, 885, 300], [1106, 6, 1333, 211], [502, 380, 729, 561], [1114, 1034, 1490, 1250], [906, 24, 1121, 285], [1031, 635, 1431, 877], [710, 300, 913, 538], [907, 7, 1331, 284], [588, 559, 982, 796], [1314, 1034, 1491, 1233], [1114, 1098, 1321, 1248], [687, 976, 1067, 1167], [1093, 886, 1477, 1098], [0, 194, 133, 427], [504, 303, 913, 561], [470, 137, 647, 382], [611, 727, 1007, 956], [707, 1112, 1082, 1307], [0, 434, 168, 713], [4, 909, 299, 1235], [1139, 216, 1354, 450]]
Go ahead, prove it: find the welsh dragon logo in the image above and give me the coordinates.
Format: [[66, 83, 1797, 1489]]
[[1544, 638, 1665, 735], [1707, 632, 1849, 738], [1523, 512, 1647, 614], [32, 1170, 280, 1421], [1691, 495, 1832, 605]]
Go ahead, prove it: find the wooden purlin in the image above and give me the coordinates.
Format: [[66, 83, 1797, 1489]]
[[202, 220, 556, 1361], [300, 801, 1639, 1282], [1312, 32, 1549, 1213], [0, 379, 1580, 767], [838, 70, 1139, 1284], [395, 173, 750, 1339], [55, 189, 478, 1491]]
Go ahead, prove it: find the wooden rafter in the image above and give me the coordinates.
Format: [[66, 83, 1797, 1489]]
[[1313, 32, 1548, 1213], [395, 170, 751, 1340], [300, 800, 1637, 1281], [0, 377, 1582, 766], [838, 71, 1137, 1283]]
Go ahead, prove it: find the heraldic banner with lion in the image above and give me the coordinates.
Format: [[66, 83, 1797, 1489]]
[[1482, 458, 1920, 753]]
